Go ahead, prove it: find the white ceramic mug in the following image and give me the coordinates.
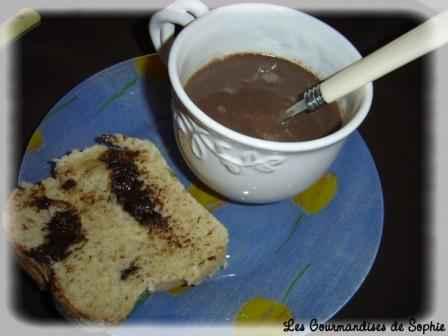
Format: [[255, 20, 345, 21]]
[[149, 0, 373, 203]]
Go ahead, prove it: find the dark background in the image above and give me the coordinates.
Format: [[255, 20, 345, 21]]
[[11, 11, 431, 323]]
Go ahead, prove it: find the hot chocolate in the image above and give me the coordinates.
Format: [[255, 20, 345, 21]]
[[184, 53, 342, 142]]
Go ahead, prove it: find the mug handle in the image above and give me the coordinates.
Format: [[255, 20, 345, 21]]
[[149, 0, 209, 64]]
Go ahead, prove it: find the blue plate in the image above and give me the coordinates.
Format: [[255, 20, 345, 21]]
[[19, 54, 383, 326]]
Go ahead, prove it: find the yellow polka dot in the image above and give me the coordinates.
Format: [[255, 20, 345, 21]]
[[134, 55, 168, 80], [168, 284, 191, 296], [26, 130, 44, 152], [188, 184, 225, 211], [293, 173, 337, 214], [235, 297, 293, 326]]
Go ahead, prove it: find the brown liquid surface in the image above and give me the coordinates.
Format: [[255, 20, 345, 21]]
[[184, 53, 342, 142]]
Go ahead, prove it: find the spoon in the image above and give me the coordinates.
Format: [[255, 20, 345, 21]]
[[282, 10, 448, 122], [0, 8, 41, 47]]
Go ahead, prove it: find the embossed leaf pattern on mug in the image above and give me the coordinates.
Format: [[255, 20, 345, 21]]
[[175, 110, 190, 134], [175, 110, 287, 174], [191, 133, 205, 160], [214, 144, 287, 175], [204, 144, 287, 175], [240, 151, 287, 174], [176, 111, 208, 160], [220, 158, 242, 175]]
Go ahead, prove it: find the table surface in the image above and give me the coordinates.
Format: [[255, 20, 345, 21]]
[[11, 11, 430, 323]]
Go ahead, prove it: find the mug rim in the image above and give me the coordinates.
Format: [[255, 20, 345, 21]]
[[168, 3, 374, 153]]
